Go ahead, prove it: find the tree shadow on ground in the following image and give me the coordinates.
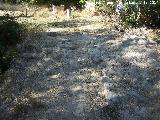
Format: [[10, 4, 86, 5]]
[[47, 19, 94, 28], [0, 26, 121, 119], [97, 36, 160, 120], [1, 18, 160, 120]]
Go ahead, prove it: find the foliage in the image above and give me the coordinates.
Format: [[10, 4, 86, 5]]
[[123, 2, 138, 27], [47, 0, 87, 9], [95, 0, 116, 16], [95, 0, 160, 28], [2, 0, 87, 9], [123, 0, 160, 27], [0, 15, 25, 74]]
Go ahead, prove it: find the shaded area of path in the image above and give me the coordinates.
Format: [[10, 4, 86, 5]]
[[0, 16, 160, 120]]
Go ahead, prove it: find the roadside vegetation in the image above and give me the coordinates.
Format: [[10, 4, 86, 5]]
[[0, 15, 25, 74], [96, 0, 160, 28]]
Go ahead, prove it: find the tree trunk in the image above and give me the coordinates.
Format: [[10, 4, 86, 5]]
[[52, 5, 57, 16], [64, 1, 71, 18]]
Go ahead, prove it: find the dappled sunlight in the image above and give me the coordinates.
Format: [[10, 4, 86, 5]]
[[47, 16, 109, 33], [1, 13, 160, 120], [49, 73, 61, 79], [48, 22, 107, 33], [70, 85, 82, 92]]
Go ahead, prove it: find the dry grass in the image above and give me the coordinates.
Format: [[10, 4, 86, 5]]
[[0, 5, 106, 34]]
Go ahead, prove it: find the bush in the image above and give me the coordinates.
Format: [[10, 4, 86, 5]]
[[95, 0, 116, 16], [2, 0, 87, 9], [95, 0, 160, 28], [122, 1, 160, 28], [0, 15, 25, 74]]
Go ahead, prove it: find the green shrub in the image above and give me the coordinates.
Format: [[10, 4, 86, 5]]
[[0, 15, 25, 74], [122, 1, 160, 28], [95, 0, 116, 16], [3, 0, 87, 9], [95, 0, 160, 28]]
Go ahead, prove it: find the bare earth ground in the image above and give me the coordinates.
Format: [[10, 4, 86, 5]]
[[0, 12, 160, 120]]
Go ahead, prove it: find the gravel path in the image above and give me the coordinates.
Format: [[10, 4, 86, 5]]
[[1, 16, 160, 120]]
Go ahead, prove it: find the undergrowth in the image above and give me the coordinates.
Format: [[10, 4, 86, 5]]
[[0, 15, 25, 74]]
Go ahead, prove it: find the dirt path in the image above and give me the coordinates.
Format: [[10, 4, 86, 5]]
[[1, 16, 160, 120]]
